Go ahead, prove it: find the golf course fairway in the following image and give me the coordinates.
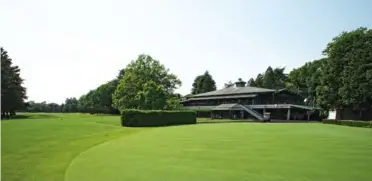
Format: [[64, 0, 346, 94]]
[[65, 123, 372, 181]]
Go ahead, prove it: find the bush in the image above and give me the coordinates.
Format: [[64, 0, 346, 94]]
[[121, 109, 196, 127], [323, 119, 372, 128]]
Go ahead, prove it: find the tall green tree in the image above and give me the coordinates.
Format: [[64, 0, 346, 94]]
[[134, 81, 168, 110], [164, 97, 184, 110], [224, 80, 234, 88], [112, 54, 181, 110], [62, 97, 78, 112], [78, 91, 95, 113], [248, 67, 287, 89], [191, 71, 216, 94], [262, 66, 275, 89], [191, 76, 202, 94], [1, 47, 27, 118], [286, 58, 326, 106], [316, 27, 372, 115], [78, 69, 124, 114], [93, 80, 118, 113], [113, 69, 125, 87], [247, 78, 256, 86], [254, 73, 264, 87], [272, 67, 287, 89]]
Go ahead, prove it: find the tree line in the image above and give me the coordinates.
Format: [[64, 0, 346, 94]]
[[24, 98, 78, 113], [190, 27, 372, 117], [2, 27, 371, 118], [21, 55, 183, 115]]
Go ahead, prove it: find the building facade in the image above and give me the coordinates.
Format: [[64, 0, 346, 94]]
[[181, 80, 320, 121]]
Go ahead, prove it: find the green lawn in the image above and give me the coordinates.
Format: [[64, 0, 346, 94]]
[[2, 113, 372, 181], [1, 113, 143, 181]]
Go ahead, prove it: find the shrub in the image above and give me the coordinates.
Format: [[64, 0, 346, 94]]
[[121, 109, 196, 127], [323, 119, 372, 128]]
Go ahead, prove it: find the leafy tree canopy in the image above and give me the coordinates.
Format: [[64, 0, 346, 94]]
[[224, 80, 234, 88], [286, 58, 326, 106], [247, 78, 256, 87], [247, 67, 287, 89], [191, 71, 216, 94], [1, 47, 27, 118], [316, 27, 372, 111], [113, 54, 181, 110]]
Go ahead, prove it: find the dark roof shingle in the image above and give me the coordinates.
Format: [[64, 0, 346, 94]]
[[191, 86, 275, 97], [181, 94, 257, 103]]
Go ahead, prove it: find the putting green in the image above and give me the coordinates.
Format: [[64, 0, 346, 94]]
[[65, 123, 372, 181]]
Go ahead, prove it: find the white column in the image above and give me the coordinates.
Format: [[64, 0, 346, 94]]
[[287, 108, 291, 120]]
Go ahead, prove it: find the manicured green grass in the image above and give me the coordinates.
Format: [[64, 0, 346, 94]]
[[2, 113, 372, 181], [66, 122, 372, 181], [1, 113, 142, 181]]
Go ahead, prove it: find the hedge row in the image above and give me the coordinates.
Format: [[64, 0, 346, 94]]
[[323, 119, 372, 128], [121, 109, 197, 127]]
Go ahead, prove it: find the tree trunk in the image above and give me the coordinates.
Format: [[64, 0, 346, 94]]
[[359, 110, 363, 120], [5, 112, 10, 119], [335, 108, 342, 120]]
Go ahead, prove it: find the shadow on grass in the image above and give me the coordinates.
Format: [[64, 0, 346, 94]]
[[3, 114, 61, 120], [269, 119, 321, 123], [107, 119, 321, 128], [9, 115, 32, 120], [197, 120, 253, 124], [197, 119, 320, 124]]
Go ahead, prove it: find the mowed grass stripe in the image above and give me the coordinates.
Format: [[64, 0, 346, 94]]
[[65, 123, 372, 181], [1, 113, 141, 181]]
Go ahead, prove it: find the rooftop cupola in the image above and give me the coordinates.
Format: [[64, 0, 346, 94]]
[[234, 78, 246, 87]]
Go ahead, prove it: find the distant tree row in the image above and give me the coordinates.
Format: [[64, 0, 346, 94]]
[[24, 98, 78, 113], [23, 55, 184, 114], [77, 70, 124, 114], [190, 27, 372, 117], [4, 27, 371, 118], [78, 55, 184, 113], [190, 67, 288, 93]]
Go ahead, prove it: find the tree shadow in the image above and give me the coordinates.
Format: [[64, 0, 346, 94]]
[[269, 119, 320, 123], [197, 119, 320, 124], [9, 115, 32, 119], [3, 113, 61, 120], [197, 120, 254, 124]]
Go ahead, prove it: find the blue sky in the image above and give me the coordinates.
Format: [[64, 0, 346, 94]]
[[1, 0, 371, 104]]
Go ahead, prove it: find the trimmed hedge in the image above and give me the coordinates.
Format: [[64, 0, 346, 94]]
[[323, 119, 372, 128], [121, 109, 197, 127]]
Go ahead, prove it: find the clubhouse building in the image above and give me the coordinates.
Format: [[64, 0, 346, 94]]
[[181, 79, 320, 121]]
